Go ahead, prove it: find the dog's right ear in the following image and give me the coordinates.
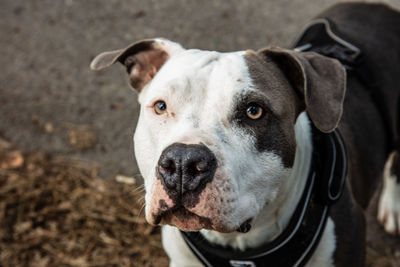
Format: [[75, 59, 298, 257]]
[[90, 38, 184, 92]]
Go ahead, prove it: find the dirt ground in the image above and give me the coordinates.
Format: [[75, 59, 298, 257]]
[[1, 0, 400, 266]]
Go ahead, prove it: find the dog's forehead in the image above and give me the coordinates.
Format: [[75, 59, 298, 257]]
[[143, 49, 253, 106]]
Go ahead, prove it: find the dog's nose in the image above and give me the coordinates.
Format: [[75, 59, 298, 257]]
[[157, 143, 217, 194]]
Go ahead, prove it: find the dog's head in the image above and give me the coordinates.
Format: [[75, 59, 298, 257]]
[[91, 38, 345, 232]]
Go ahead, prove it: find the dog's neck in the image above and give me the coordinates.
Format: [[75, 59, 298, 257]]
[[200, 112, 313, 250]]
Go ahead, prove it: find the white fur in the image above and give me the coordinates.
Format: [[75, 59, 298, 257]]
[[162, 225, 203, 267], [305, 218, 336, 267], [132, 41, 337, 266], [378, 151, 400, 235]]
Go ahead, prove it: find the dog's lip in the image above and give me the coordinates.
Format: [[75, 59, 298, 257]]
[[158, 206, 213, 231], [154, 206, 253, 233]]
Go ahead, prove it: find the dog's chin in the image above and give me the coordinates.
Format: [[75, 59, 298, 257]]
[[150, 208, 238, 233]]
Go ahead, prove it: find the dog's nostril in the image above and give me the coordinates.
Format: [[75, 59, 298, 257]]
[[195, 161, 208, 172], [159, 158, 176, 174], [186, 160, 208, 177]]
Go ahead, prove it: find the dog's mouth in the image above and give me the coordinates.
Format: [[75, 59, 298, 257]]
[[154, 206, 213, 231], [153, 206, 253, 233]]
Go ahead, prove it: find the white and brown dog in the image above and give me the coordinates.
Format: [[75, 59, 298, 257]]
[[91, 3, 400, 266]]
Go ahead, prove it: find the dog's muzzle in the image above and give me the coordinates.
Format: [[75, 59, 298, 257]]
[[157, 143, 217, 197]]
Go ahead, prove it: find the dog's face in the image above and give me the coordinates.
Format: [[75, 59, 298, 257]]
[[134, 48, 300, 233], [91, 38, 345, 233]]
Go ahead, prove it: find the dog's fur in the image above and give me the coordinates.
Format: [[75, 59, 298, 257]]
[[91, 3, 400, 266]]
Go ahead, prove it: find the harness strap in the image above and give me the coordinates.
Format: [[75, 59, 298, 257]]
[[181, 128, 347, 267]]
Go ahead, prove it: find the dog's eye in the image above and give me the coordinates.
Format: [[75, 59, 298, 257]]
[[246, 103, 263, 120], [154, 100, 167, 115]]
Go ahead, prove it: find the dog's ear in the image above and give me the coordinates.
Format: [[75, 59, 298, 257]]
[[90, 38, 184, 92], [259, 47, 346, 133]]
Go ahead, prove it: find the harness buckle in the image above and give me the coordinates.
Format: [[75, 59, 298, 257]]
[[229, 260, 256, 267]]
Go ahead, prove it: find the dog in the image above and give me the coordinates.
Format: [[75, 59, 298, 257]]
[[90, 3, 400, 266]]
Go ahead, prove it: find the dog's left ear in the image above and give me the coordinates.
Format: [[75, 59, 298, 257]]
[[90, 38, 184, 92], [260, 47, 346, 133]]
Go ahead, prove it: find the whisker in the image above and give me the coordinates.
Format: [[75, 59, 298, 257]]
[[131, 184, 145, 195], [137, 203, 146, 219], [138, 195, 145, 203]]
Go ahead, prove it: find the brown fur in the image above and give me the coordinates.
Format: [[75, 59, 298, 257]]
[[125, 49, 169, 91]]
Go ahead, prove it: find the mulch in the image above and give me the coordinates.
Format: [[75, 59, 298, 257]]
[[0, 148, 168, 267]]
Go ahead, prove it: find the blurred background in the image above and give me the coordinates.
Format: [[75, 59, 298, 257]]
[[1, 0, 400, 266]]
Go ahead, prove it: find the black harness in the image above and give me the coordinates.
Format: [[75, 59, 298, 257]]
[[179, 19, 356, 267], [180, 126, 347, 267]]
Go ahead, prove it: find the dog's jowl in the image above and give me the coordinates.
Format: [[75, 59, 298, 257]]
[[91, 3, 400, 266]]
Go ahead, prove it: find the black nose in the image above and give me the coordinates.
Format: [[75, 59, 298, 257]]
[[157, 143, 217, 195]]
